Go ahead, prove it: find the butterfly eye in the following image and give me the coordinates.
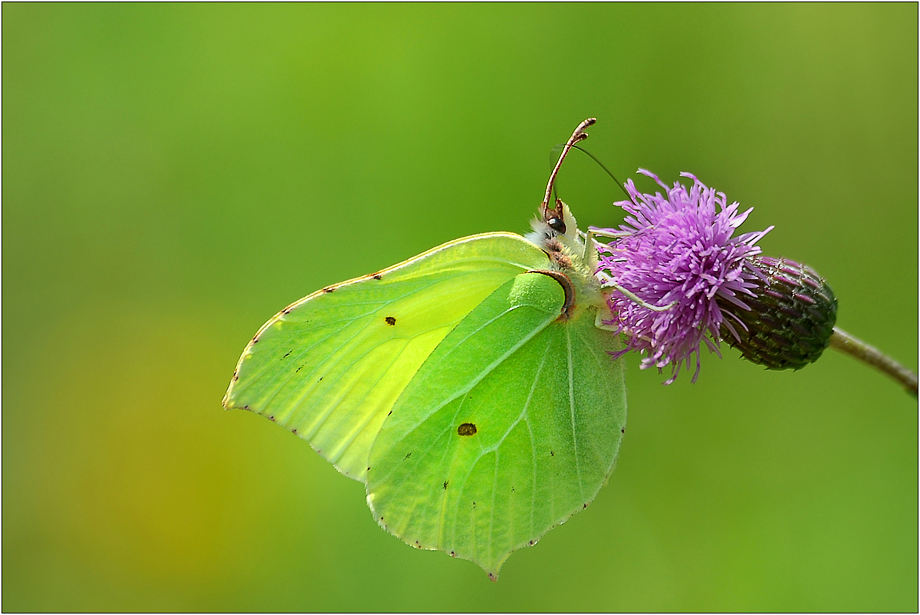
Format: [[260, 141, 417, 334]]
[[547, 217, 566, 233]]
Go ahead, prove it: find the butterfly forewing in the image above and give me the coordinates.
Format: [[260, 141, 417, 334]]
[[224, 233, 550, 481]]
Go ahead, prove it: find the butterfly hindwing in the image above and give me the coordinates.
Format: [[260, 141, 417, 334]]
[[366, 271, 627, 577], [223, 233, 550, 481]]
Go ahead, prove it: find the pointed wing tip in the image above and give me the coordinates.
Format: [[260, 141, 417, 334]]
[[475, 553, 511, 582], [221, 379, 247, 411], [222, 400, 248, 413], [479, 558, 507, 582], [221, 389, 256, 415]]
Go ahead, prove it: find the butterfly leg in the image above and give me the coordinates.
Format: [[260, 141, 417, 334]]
[[601, 282, 677, 313]]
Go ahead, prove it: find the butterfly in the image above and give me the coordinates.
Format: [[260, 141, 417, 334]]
[[223, 119, 627, 579]]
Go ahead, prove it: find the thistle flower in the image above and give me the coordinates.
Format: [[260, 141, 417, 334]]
[[594, 169, 772, 383], [593, 168, 916, 396]]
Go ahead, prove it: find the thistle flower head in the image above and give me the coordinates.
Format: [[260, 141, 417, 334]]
[[594, 169, 772, 383]]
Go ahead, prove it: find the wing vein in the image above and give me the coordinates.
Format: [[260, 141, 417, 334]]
[[525, 416, 537, 544], [488, 449, 500, 568], [567, 326, 585, 503]]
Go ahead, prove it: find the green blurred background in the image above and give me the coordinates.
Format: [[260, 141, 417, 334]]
[[3, 3, 917, 612]]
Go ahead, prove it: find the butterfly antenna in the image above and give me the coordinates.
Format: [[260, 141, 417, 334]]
[[541, 118, 596, 231], [549, 144, 631, 203], [571, 144, 632, 199]]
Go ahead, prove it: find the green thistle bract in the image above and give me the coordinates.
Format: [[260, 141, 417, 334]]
[[717, 256, 838, 370]]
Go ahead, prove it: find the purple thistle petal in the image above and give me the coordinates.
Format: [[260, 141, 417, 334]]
[[595, 171, 771, 383]]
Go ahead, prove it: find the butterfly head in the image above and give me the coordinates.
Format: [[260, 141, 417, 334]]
[[525, 198, 592, 281], [526, 198, 581, 251]]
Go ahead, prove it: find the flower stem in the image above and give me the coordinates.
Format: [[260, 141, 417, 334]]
[[829, 327, 918, 397]]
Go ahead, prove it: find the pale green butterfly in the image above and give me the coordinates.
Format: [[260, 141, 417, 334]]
[[223, 119, 627, 580]]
